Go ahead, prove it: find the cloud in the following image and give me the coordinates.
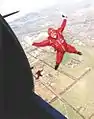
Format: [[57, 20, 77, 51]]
[[0, 0, 57, 21], [0, 0, 57, 14]]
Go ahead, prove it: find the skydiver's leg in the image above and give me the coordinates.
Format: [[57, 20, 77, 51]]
[[66, 44, 82, 55], [55, 51, 65, 70], [32, 40, 50, 47]]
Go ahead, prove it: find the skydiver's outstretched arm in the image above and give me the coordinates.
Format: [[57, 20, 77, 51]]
[[32, 38, 50, 47], [58, 16, 67, 33]]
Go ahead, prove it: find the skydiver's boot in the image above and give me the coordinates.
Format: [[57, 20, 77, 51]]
[[55, 64, 59, 70], [77, 51, 82, 55], [54, 48, 56, 51]]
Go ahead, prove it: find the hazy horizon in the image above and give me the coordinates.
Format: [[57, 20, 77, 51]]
[[1, 0, 88, 22]]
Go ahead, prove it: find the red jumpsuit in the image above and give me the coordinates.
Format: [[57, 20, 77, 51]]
[[32, 18, 78, 66]]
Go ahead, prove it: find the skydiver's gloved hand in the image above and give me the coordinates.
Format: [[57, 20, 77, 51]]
[[62, 14, 67, 18], [62, 14, 65, 17]]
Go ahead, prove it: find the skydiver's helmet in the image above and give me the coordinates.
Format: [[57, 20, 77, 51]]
[[48, 28, 58, 39]]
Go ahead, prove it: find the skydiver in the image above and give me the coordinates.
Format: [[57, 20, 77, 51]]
[[31, 67, 43, 80], [35, 69, 43, 79], [32, 15, 82, 70]]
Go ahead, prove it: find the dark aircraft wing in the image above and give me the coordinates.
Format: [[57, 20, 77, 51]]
[[2, 11, 19, 18], [0, 13, 67, 119]]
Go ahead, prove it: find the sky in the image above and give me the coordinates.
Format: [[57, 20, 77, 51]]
[[0, 0, 58, 22], [0, 0, 87, 22]]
